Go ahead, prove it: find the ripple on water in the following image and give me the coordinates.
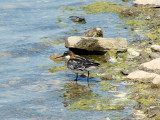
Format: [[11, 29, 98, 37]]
[[22, 84, 48, 92], [13, 57, 30, 63], [0, 52, 12, 59]]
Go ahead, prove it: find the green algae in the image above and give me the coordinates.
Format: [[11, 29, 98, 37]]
[[121, 6, 160, 42], [81, 1, 126, 14], [127, 19, 148, 27], [68, 98, 125, 111], [57, 18, 62, 22], [44, 39, 65, 45], [98, 81, 114, 91], [48, 66, 67, 73], [60, 6, 74, 11], [48, 66, 57, 73], [129, 83, 160, 107], [62, 82, 98, 106], [137, 97, 155, 106]]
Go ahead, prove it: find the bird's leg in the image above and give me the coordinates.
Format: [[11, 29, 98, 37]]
[[87, 71, 89, 83], [87, 71, 90, 87], [75, 73, 78, 83]]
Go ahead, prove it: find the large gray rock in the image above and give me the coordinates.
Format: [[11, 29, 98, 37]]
[[134, 0, 160, 6], [139, 58, 160, 74], [65, 36, 127, 52]]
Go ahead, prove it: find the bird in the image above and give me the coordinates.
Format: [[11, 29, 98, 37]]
[[56, 51, 100, 82]]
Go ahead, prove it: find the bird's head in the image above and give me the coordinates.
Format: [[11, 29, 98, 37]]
[[56, 51, 75, 60]]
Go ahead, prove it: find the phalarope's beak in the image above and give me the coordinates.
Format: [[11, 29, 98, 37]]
[[55, 55, 64, 59]]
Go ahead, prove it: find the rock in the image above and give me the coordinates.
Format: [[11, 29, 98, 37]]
[[152, 75, 160, 85], [65, 36, 127, 52], [83, 27, 103, 37], [134, 0, 160, 6], [127, 70, 157, 82], [69, 16, 86, 23], [149, 52, 160, 59], [140, 51, 150, 58], [127, 70, 160, 85], [139, 58, 160, 74], [150, 45, 160, 52], [121, 68, 136, 75], [127, 48, 140, 58], [100, 74, 113, 80], [119, 8, 140, 17]]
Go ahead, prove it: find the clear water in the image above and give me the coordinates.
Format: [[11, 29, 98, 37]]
[[0, 0, 137, 119]]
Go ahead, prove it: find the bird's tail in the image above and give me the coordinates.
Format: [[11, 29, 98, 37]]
[[93, 62, 100, 66]]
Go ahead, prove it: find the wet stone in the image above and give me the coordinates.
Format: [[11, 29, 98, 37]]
[[83, 27, 103, 37], [69, 16, 86, 24]]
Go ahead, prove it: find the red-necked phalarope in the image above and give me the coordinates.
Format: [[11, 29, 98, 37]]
[[56, 51, 100, 82]]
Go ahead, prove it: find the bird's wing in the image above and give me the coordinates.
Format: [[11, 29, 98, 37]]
[[67, 58, 85, 71], [76, 57, 99, 67], [68, 57, 99, 70]]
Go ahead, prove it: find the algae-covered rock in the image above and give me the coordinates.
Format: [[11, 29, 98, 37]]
[[65, 36, 127, 52], [83, 27, 103, 37], [119, 8, 140, 17]]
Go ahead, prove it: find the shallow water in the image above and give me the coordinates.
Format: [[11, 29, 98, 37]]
[[0, 0, 138, 119]]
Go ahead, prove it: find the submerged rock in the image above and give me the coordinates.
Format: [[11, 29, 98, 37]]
[[83, 27, 103, 37], [69, 16, 86, 23], [139, 58, 160, 74], [65, 36, 127, 52]]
